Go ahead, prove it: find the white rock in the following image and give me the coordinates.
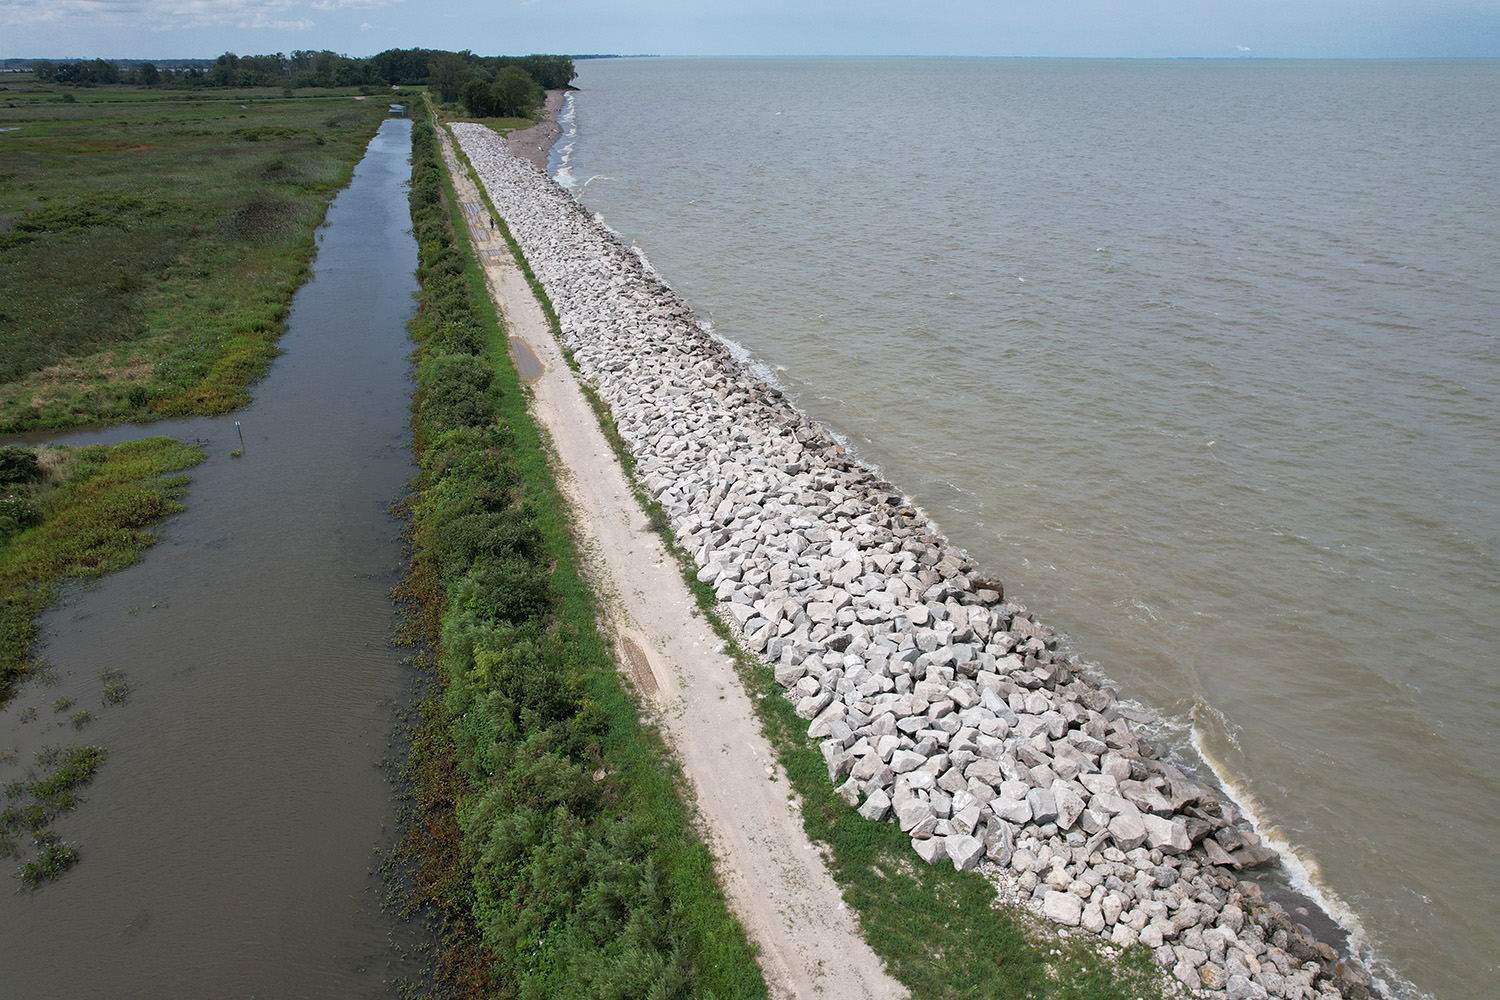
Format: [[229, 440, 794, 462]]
[[913, 835, 947, 864], [1225, 974, 1269, 1000], [946, 834, 986, 871], [1141, 813, 1191, 854], [1042, 890, 1083, 926], [858, 788, 891, 822]]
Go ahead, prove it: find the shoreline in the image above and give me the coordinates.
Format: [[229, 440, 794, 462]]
[[504, 88, 568, 171], [452, 122, 1381, 1000]]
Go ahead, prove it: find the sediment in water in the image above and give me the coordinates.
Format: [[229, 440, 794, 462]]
[[452, 120, 1379, 1000]]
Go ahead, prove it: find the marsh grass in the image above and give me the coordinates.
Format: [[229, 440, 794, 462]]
[[0, 437, 204, 704], [18, 834, 79, 888], [0, 84, 387, 431], [99, 666, 129, 706]]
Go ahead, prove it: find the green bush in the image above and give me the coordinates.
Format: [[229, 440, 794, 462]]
[[0, 493, 41, 540], [0, 446, 41, 488], [461, 553, 554, 625], [416, 350, 497, 432]]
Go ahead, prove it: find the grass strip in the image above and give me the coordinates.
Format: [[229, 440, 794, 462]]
[[466, 134, 1167, 999], [0, 434, 201, 888], [395, 107, 765, 999]]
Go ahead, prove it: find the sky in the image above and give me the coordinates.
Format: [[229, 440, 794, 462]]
[[2, 0, 1498, 60]]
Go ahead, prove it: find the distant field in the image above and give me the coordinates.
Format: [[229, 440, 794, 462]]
[[0, 83, 395, 431]]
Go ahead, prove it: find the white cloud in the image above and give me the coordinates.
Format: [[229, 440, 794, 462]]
[[311, 0, 404, 9], [1, 0, 316, 31], [0, 0, 142, 27]]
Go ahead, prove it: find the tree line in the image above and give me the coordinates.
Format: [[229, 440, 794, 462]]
[[29, 49, 576, 111]]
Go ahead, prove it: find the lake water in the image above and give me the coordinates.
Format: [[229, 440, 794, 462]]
[[0, 117, 424, 996], [554, 57, 1500, 1000]]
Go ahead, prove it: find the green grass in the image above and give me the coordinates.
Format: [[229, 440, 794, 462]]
[[450, 134, 1168, 1000], [0, 84, 389, 431], [0, 437, 205, 704], [396, 107, 766, 999]]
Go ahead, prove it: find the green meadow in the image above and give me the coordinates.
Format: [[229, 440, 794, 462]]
[[0, 80, 393, 431]]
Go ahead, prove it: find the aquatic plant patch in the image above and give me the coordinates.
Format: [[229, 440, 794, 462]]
[[1, 743, 105, 888]]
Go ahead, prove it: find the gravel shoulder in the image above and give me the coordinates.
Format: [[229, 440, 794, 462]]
[[441, 130, 905, 1000]]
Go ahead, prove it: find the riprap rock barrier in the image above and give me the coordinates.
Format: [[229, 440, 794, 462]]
[[452, 121, 1376, 1000]]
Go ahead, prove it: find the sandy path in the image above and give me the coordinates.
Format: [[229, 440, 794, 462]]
[[441, 131, 904, 1000]]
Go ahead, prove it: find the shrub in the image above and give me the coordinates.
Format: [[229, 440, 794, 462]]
[[461, 552, 554, 626], [416, 351, 497, 431], [0, 446, 41, 488]]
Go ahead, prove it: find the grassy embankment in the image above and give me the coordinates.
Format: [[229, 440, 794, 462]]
[[397, 114, 766, 997], [0, 437, 204, 885], [0, 81, 392, 431], [452, 128, 1167, 999]]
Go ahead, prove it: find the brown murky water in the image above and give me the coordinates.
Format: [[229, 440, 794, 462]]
[[559, 59, 1500, 999], [0, 118, 425, 997]]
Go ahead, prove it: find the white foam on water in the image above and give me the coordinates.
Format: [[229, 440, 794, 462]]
[[552, 92, 578, 176], [1185, 704, 1432, 998]]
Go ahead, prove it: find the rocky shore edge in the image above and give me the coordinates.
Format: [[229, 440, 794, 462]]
[[451, 120, 1379, 1000]]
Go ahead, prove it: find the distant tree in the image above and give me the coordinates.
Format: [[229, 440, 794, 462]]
[[209, 53, 238, 87], [236, 53, 288, 87], [517, 54, 577, 90], [313, 50, 337, 88], [89, 58, 120, 85], [489, 66, 543, 117], [32, 60, 56, 83], [428, 50, 469, 103], [371, 47, 438, 86], [138, 62, 160, 86], [461, 77, 494, 118]]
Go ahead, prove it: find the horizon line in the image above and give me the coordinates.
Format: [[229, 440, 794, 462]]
[[5, 52, 1500, 63]]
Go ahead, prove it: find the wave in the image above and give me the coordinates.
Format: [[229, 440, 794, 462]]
[[1186, 702, 1429, 999]]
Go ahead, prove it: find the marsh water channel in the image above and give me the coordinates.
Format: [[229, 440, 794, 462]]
[[0, 118, 425, 996]]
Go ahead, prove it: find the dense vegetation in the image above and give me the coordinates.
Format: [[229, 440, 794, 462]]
[[0, 86, 388, 431], [460, 68, 545, 120], [25, 49, 576, 96], [397, 112, 764, 998]]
